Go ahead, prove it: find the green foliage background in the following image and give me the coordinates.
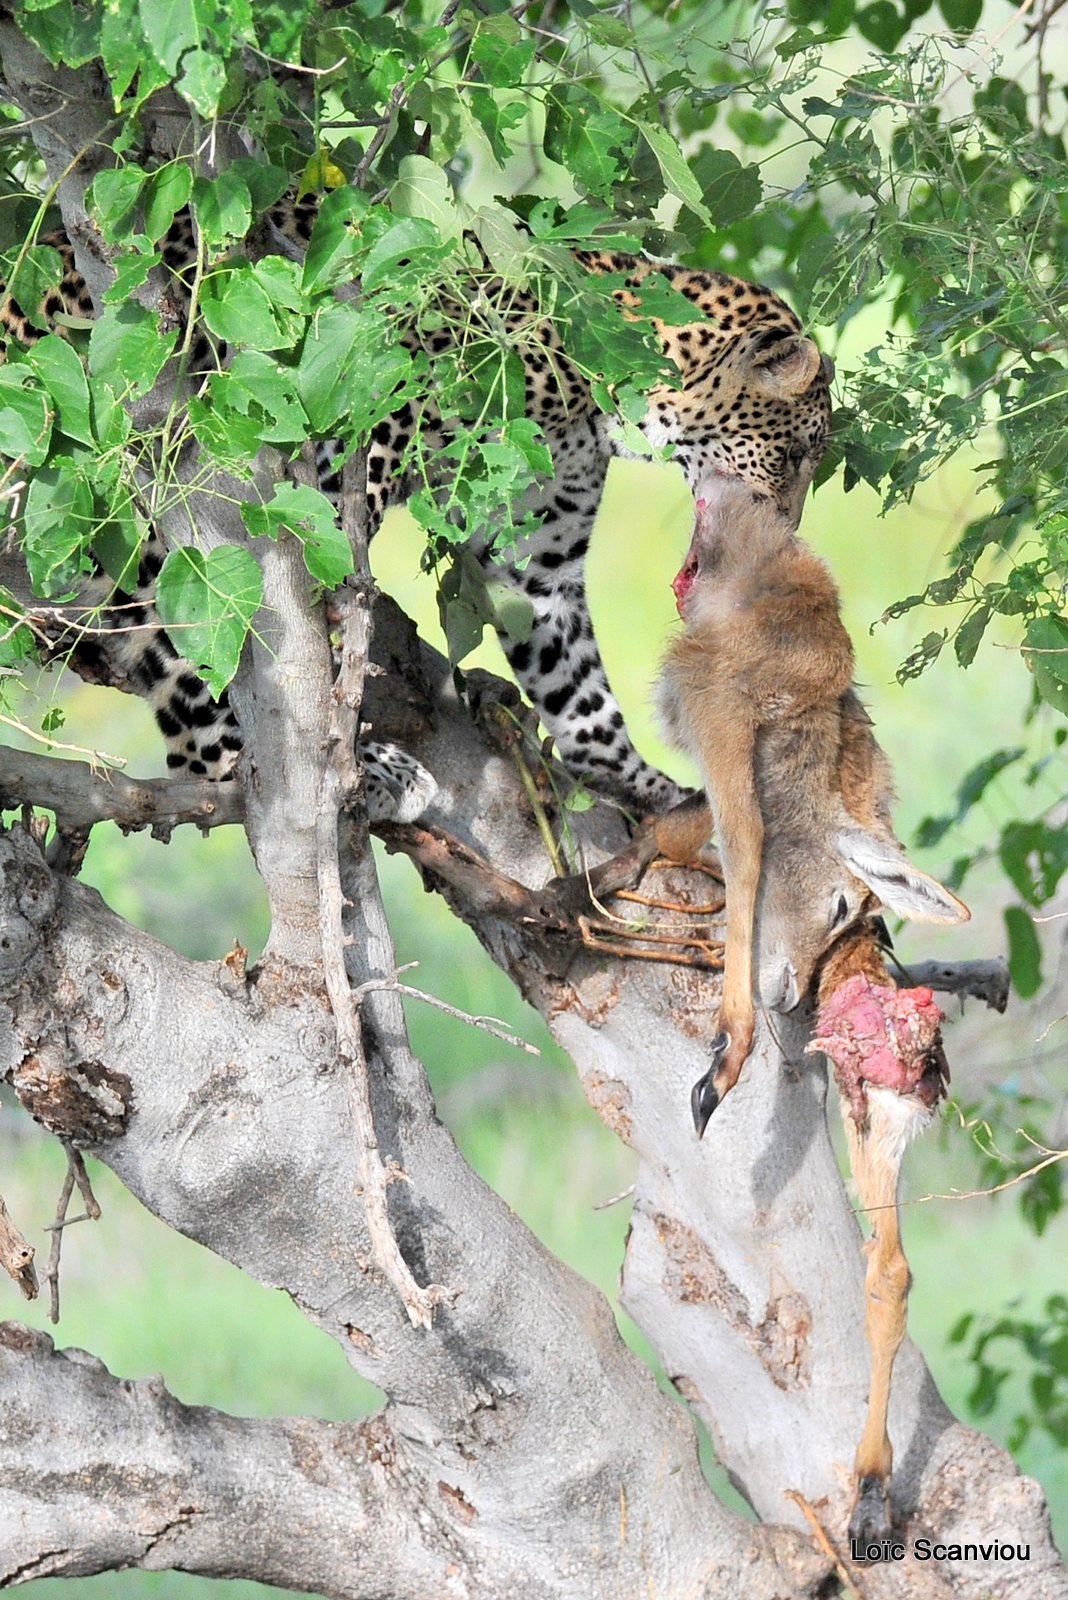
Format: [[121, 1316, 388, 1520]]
[[0, 0, 1067, 1589]]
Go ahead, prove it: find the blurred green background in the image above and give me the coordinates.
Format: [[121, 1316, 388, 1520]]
[[4, 435, 1066, 1596]]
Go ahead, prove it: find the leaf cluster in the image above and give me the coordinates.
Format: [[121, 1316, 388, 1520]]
[[0, 0, 806, 683], [951, 1290, 1068, 1454]]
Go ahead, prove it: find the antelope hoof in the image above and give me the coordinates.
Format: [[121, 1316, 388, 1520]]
[[848, 1474, 893, 1548], [691, 1031, 730, 1139]]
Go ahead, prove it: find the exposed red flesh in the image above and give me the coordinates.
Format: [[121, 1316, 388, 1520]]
[[671, 555, 698, 613], [806, 974, 949, 1129]]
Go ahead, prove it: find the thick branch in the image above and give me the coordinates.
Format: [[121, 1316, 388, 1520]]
[[0, 1324, 521, 1596], [898, 957, 1010, 1013], [235, 519, 336, 970], [0, 826, 833, 1598], [0, 747, 242, 836]]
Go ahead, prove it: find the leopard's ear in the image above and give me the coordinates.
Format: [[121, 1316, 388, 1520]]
[[743, 328, 825, 399]]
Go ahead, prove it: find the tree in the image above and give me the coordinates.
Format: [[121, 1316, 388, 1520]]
[[0, 2, 1066, 1597]]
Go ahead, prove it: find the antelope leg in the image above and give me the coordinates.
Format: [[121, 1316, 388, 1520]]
[[845, 1112, 910, 1545]]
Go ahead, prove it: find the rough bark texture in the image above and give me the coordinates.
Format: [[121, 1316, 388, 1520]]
[[1, 604, 1064, 1597], [0, 822, 828, 1599], [0, 22, 1064, 1600]]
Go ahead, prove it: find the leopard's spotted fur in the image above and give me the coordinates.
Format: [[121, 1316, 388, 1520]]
[[1, 197, 833, 817]]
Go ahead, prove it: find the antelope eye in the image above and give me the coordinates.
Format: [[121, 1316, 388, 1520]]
[[829, 892, 850, 931]]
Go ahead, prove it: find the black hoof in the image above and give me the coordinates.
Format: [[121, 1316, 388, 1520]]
[[691, 1033, 729, 1138], [691, 1073, 719, 1138], [848, 1474, 893, 1548]]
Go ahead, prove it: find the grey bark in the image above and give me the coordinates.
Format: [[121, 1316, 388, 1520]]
[[0, 22, 1064, 1600], [0, 819, 829, 1600], [1, 604, 1064, 1598]]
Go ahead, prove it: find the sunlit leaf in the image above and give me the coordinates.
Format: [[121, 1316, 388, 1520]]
[[27, 335, 93, 445], [89, 301, 175, 397], [0, 368, 52, 466], [156, 543, 263, 695], [200, 267, 288, 349], [22, 458, 95, 596], [243, 483, 351, 588], [641, 124, 711, 225]]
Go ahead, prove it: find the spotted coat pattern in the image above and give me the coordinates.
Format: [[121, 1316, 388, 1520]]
[[1, 199, 834, 818]]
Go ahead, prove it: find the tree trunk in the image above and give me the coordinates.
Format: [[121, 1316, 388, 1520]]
[[0, 23, 1064, 1598]]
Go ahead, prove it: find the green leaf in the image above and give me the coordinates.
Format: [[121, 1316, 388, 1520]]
[[15, 0, 101, 66], [485, 579, 533, 644], [545, 92, 632, 199], [572, 110, 633, 199], [561, 784, 596, 813], [590, 270, 697, 329], [1024, 616, 1068, 717], [142, 162, 193, 241], [200, 267, 287, 349], [938, 0, 981, 29], [297, 303, 416, 440], [250, 0, 316, 58], [436, 549, 494, 664], [139, 0, 201, 72], [0, 368, 52, 466], [788, 0, 857, 24], [26, 335, 93, 445], [975, 76, 1029, 136], [391, 155, 460, 239], [794, 232, 838, 320], [90, 166, 147, 242], [690, 147, 763, 228], [0, 586, 36, 671], [192, 170, 252, 248], [242, 484, 351, 588], [466, 89, 527, 165], [442, 593, 484, 664], [93, 490, 145, 588], [953, 604, 990, 668], [301, 186, 368, 295], [156, 543, 263, 695], [641, 124, 712, 226], [101, 0, 168, 108], [226, 352, 307, 440], [228, 158, 290, 216], [3, 244, 65, 331], [89, 301, 175, 397], [102, 249, 160, 306], [22, 459, 95, 596], [361, 215, 444, 294], [249, 257, 304, 346], [90, 381, 132, 453], [176, 45, 226, 116], [190, 351, 309, 464], [915, 745, 1026, 848], [999, 818, 1068, 908], [469, 14, 535, 87], [856, 1, 908, 50], [1004, 906, 1042, 999]]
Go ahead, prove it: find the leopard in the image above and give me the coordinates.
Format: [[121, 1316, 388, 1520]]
[[0, 194, 834, 823]]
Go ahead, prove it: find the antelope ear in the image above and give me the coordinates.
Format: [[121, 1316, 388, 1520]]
[[744, 330, 824, 399], [835, 829, 971, 925]]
